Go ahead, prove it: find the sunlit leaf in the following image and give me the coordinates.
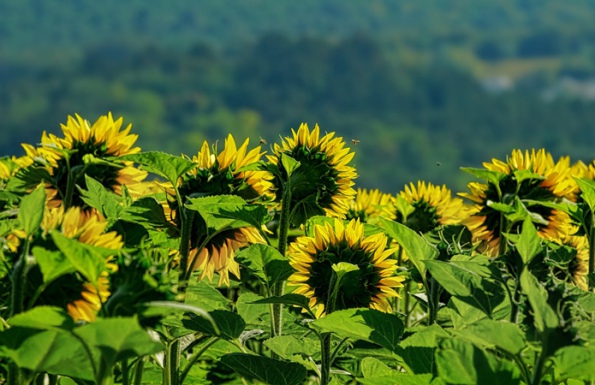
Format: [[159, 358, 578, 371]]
[[182, 309, 245, 340], [379, 218, 439, 279], [575, 178, 595, 212], [454, 319, 525, 355], [18, 185, 46, 237], [8, 306, 75, 331], [79, 175, 123, 219], [235, 244, 293, 290], [553, 346, 595, 382], [33, 247, 75, 284], [117, 151, 196, 185], [281, 153, 301, 177], [50, 231, 106, 284], [312, 308, 404, 352], [519, 270, 558, 332], [264, 335, 320, 360], [461, 168, 506, 185]]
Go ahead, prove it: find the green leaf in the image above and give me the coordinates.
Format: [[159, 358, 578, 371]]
[[79, 175, 123, 219], [553, 346, 595, 381], [358, 374, 434, 385], [360, 357, 392, 378], [8, 306, 75, 331], [454, 319, 526, 355], [33, 246, 75, 284], [397, 324, 449, 374], [186, 195, 266, 232], [264, 335, 320, 360], [76, 317, 164, 366], [182, 309, 245, 340], [519, 270, 559, 332], [117, 151, 196, 185], [461, 167, 506, 185], [424, 260, 505, 317], [379, 218, 439, 279], [510, 218, 542, 265], [575, 178, 595, 212], [220, 353, 307, 385], [236, 293, 270, 327], [235, 244, 293, 290], [119, 196, 170, 229], [18, 185, 46, 236], [312, 308, 404, 352], [281, 153, 301, 177], [185, 280, 231, 311], [0, 328, 94, 380], [144, 301, 216, 332], [436, 338, 520, 385], [50, 231, 106, 283]]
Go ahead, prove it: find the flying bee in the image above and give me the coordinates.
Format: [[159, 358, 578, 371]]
[[259, 137, 267, 145], [351, 139, 360, 146]]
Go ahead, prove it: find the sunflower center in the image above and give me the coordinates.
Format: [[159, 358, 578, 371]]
[[480, 175, 556, 237], [397, 200, 439, 233], [306, 242, 381, 311]]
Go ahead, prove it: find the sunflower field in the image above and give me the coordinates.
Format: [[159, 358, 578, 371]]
[[1, 114, 595, 385]]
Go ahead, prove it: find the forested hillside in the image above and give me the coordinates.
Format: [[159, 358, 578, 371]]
[[2, 0, 595, 192]]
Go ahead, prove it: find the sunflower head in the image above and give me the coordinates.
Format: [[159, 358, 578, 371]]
[[288, 218, 404, 318], [268, 123, 357, 226], [346, 188, 396, 224], [21, 113, 147, 209], [396, 181, 468, 234], [460, 149, 574, 256]]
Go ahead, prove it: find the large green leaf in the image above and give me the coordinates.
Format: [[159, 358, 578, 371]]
[[18, 185, 46, 237], [281, 153, 301, 177], [79, 175, 123, 219], [50, 231, 107, 283], [33, 246, 75, 284], [185, 280, 231, 311], [182, 309, 245, 340], [119, 196, 170, 229], [509, 218, 542, 265], [75, 317, 164, 366], [236, 292, 270, 327], [436, 338, 520, 385], [117, 151, 196, 185], [575, 178, 595, 212], [358, 374, 434, 385], [235, 244, 294, 290], [8, 306, 75, 331], [360, 356, 393, 378], [553, 346, 595, 382], [0, 328, 94, 380], [519, 270, 559, 332], [251, 294, 311, 313], [220, 353, 307, 385], [397, 324, 449, 374], [264, 335, 320, 360], [379, 218, 439, 279], [186, 195, 267, 233], [312, 308, 404, 352], [424, 260, 505, 317], [454, 319, 526, 355]]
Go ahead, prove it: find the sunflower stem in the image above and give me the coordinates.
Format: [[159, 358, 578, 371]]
[[163, 339, 180, 385], [62, 156, 76, 210], [588, 210, 595, 292], [132, 357, 145, 385], [178, 208, 196, 296], [272, 178, 292, 339], [320, 333, 332, 385]]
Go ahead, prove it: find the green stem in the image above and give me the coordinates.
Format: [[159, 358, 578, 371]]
[[588, 211, 595, 292], [164, 339, 180, 385], [178, 209, 196, 296], [121, 358, 130, 385], [403, 280, 411, 328], [320, 333, 332, 385], [427, 276, 440, 325], [133, 357, 145, 385], [180, 337, 219, 384], [97, 358, 113, 385], [498, 212, 508, 256], [531, 340, 548, 385], [272, 179, 292, 338], [62, 158, 75, 210]]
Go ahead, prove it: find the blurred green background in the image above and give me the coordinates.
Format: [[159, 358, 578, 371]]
[[2, 0, 595, 192]]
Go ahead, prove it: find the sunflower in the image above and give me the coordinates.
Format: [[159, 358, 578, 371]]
[[287, 218, 404, 318], [268, 123, 357, 226], [460, 149, 574, 256], [13, 206, 122, 322], [22, 113, 147, 208], [163, 135, 271, 286], [346, 188, 396, 224], [396, 181, 468, 234]]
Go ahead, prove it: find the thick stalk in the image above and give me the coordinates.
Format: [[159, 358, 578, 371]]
[[179, 209, 196, 290], [588, 211, 595, 292], [133, 357, 145, 385], [427, 277, 439, 325], [62, 158, 75, 210], [163, 340, 180, 385], [121, 358, 130, 385], [272, 180, 292, 337], [319, 333, 332, 385]]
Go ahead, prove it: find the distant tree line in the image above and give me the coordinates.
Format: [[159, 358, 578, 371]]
[[2, 33, 595, 193]]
